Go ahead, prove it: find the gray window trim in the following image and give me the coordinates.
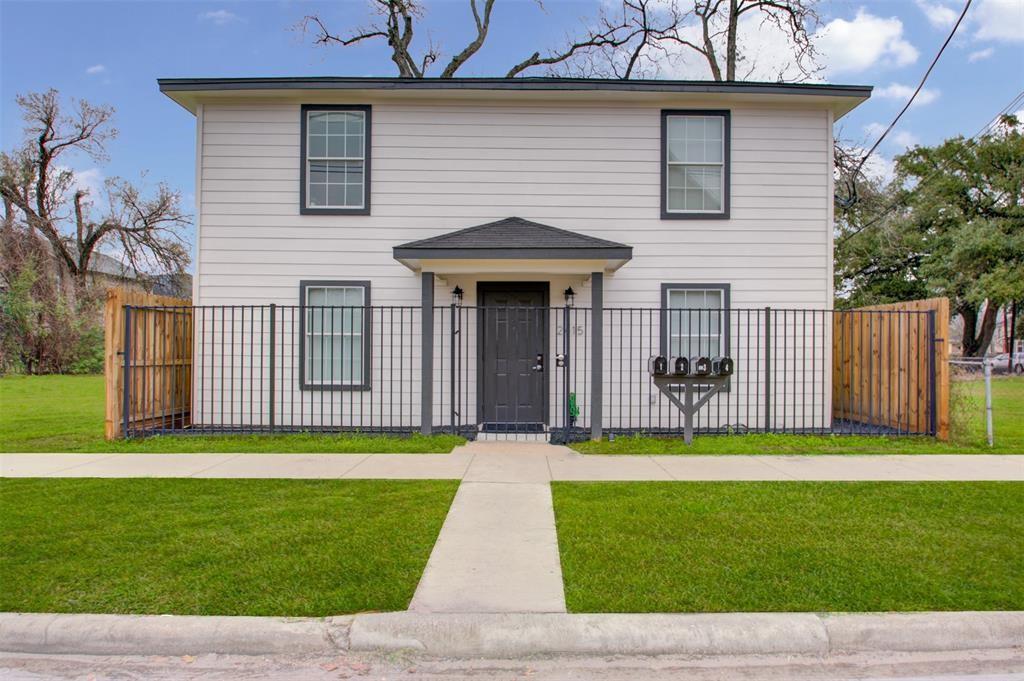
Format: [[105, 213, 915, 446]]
[[661, 109, 730, 220], [660, 283, 731, 392], [298, 280, 372, 391], [300, 104, 371, 216]]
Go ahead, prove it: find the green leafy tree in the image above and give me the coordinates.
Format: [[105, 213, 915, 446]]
[[833, 151, 927, 309], [896, 115, 1024, 356], [835, 115, 1024, 356]]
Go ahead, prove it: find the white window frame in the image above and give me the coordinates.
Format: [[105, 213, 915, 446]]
[[661, 283, 731, 360], [662, 110, 730, 220], [299, 280, 371, 390], [300, 105, 371, 215]]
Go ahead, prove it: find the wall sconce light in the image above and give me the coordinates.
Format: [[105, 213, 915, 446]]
[[564, 286, 576, 307], [452, 285, 464, 305]]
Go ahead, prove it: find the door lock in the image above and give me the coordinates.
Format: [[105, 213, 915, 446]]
[[531, 353, 544, 372]]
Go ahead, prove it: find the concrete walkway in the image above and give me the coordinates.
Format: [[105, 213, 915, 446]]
[[3, 444, 1022, 481], [409, 481, 566, 613]]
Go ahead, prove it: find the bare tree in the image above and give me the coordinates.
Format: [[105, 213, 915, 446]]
[[299, 0, 821, 82], [683, 0, 820, 81], [0, 90, 190, 286], [300, 0, 496, 78]]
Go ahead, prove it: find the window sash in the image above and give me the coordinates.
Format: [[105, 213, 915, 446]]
[[665, 287, 726, 358], [665, 114, 726, 214], [305, 109, 366, 209], [304, 286, 366, 385]]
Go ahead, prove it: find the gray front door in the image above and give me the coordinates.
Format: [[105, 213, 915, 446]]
[[479, 283, 549, 431]]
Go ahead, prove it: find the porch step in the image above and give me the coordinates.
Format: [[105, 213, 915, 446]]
[[473, 432, 549, 443], [408, 481, 566, 614]]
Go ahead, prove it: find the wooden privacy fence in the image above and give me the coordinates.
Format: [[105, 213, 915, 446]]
[[104, 289, 193, 440], [832, 297, 950, 440]]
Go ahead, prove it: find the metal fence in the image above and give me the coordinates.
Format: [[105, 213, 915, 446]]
[[120, 304, 940, 440]]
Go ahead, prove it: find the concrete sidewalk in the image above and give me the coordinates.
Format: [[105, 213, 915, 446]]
[[3, 444, 1022, 481]]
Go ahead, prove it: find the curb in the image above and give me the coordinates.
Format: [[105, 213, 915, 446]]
[[1, 611, 1021, 658], [0, 613, 350, 656]]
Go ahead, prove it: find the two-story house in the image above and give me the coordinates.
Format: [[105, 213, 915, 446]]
[[158, 77, 871, 440]]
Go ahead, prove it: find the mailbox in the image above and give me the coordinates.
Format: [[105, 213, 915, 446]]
[[690, 356, 711, 376], [670, 356, 690, 376], [711, 356, 734, 376], [648, 355, 668, 376]]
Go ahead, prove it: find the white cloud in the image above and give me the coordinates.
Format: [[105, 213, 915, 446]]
[[650, 13, 814, 81], [55, 167, 106, 205], [915, 0, 958, 28], [815, 9, 919, 76], [874, 82, 941, 106], [862, 124, 919, 151], [85, 64, 106, 76], [892, 131, 920, 148], [198, 9, 241, 25], [973, 0, 1024, 42], [862, 152, 896, 184], [967, 47, 995, 62], [863, 122, 887, 138]]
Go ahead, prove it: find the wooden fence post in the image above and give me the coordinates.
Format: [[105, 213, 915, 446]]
[[934, 297, 950, 440], [104, 290, 124, 440]]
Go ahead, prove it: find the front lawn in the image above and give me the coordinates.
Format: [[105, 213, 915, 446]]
[[553, 481, 1024, 613], [0, 375, 463, 453], [571, 377, 1024, 455], [0, 478, 458, 616]]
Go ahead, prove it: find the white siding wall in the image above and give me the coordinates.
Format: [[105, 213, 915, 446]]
[[198, 99, 831, 308], [194, 97, 833, 431]]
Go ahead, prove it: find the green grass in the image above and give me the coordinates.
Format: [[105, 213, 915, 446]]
[[0, 374, 464, 453], [0, 478, 458, 616], [4, 373, 1021, 454], [571, 377, 1024, 455], [553, 481, 1024, 613]]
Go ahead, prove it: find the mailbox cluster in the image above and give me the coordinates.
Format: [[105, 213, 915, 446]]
[[648, 354, 734, 377]]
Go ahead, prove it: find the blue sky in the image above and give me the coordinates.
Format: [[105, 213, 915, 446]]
[[2, 0, 1022, 262]]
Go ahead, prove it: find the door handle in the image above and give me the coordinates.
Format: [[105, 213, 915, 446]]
[[531, 353, 544, 372]]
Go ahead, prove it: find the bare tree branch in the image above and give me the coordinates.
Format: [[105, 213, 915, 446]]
[[295, 0, 822, 83], [505, 15, 638, 78], [440, 0, 496, 77], [299, 1, 426, 77], [1, 90, 191, 286]]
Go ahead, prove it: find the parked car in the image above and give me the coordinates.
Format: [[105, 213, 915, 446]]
[[991, 352, 1024, 375]]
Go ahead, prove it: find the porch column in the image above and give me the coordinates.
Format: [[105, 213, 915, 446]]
[[421, 272, 434, 435], [591, 272, 603, 441]]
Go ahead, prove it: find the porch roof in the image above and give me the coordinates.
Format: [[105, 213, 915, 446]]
[[393, 217, 633, 273]]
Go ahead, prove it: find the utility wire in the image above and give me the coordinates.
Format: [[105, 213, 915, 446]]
[[837, 88, 1024, 247], [850, 0, 973, 180]]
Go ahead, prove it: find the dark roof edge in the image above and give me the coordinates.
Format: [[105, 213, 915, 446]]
[[393, 246, 634, 260], [158, 77, 872, 98]]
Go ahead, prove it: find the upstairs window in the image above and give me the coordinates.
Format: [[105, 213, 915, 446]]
[[662, 110, 730, 219], [300, 105, 371, 215]]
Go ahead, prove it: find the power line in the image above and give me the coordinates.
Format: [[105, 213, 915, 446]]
[[837, 89, 1024, 247], [851, 0, 973, 179]]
